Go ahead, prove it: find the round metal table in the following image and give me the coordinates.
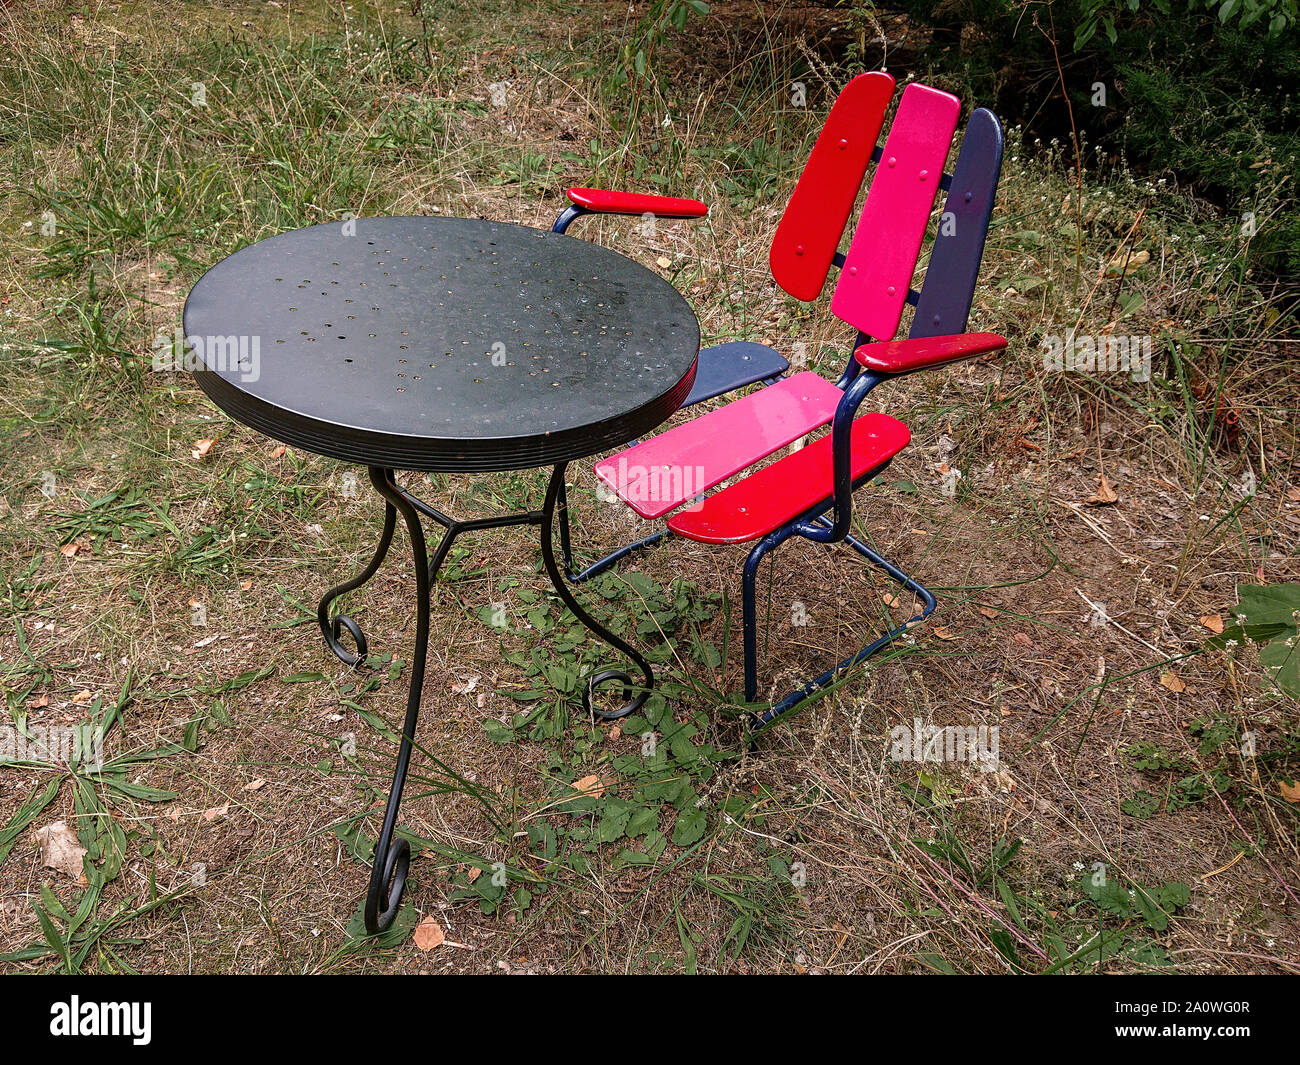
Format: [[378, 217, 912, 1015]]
[[184, 216, 699, 932]]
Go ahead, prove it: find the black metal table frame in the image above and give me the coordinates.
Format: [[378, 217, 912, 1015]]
[[317, 463, 652, 934]]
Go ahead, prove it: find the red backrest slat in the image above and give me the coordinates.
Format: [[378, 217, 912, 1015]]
[[768, 71, 895, 302], [830, 83, 960, 339]]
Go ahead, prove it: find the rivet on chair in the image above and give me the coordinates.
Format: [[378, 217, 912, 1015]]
[[919, 169, 928, 180], [838, 138, 848, 150], [887, 156, 896, 167], [965, 191, 973, 202], [887, 286, 896, 296], [794, 244, 804, 255], [848, 266, 857, 276]]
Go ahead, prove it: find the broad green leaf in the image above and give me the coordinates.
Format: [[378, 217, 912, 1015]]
[[671, 807, 707, 846]]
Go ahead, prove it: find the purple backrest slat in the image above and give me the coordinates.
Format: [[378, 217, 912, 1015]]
[[910, 108, 1004, 338]]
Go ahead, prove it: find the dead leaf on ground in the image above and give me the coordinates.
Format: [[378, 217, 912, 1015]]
[[413, 916, 445, 951], [1159, 672, 1187, 693], [883, 593, 901, 608], [572, 774, 609, 798], [1103, 248, 1150, 277], [58, 542, 82, 558], [28, 693, 50, 709], [203, 804, 230, 821], [1280, 780, 1300, 803], [932, 626, 959, 641], [72, 690, 94, 705], [1013, 632, 1034, 648], [191, 438, 216, 460], [1199, 615, 1224, 634], [34, 821, 87, 878], [1084, 474, 1119, 506], [978, 606, 998, 619], [466, 866, 481, 883], [270, 444, 287, 459], [655, 255, 672, 269], [243, 779, 266, 792]]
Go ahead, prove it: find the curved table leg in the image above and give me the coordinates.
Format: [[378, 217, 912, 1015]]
[[360, 467, 431, 934], [325, 463, 655, 930], [540, 463, 654, 720], [317, 501, 397, 667]]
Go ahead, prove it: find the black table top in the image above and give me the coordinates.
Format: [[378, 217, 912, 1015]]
[[183, 217, 699, 471]]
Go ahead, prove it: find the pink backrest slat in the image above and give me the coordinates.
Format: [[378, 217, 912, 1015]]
[[830, 83, 960, 340], [768, 71, 895, 302]]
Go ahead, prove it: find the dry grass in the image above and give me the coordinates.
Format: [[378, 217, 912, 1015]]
[[0, 0, 1297, 974]]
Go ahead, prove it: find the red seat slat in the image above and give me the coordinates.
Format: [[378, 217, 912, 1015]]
[[830, 83, 961, 340], [769, 71, 895, 302], [593, 371, 843, 519], [667, 414, 910, 544]]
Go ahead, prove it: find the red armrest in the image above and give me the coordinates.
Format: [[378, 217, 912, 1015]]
[[853, 332, 1007, 374], [566, 187, 709, 219]]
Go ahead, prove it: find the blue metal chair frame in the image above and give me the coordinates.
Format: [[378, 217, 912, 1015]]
[[550, 336, 937, 732], [549, 106, 1002, 734]]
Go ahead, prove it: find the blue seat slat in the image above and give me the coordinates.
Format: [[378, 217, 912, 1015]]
[[683, 341, 789, 407]]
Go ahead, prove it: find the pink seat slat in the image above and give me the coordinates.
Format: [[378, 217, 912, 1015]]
[[667, 414, 910, 544], [593, 371, 844, 519], [769, 71, 895, 302], [830, 83, 961, 340]]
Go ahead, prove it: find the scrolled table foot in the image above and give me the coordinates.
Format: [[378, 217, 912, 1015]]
[[325, 613, 369, 665], [541, 464, 655, 721], [364, 834, 411, 934], [582, 667, 649, 721], [318, 499, 397, 667]]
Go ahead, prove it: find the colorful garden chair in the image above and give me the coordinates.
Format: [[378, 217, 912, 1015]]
[[552, 73, 1007, 732]]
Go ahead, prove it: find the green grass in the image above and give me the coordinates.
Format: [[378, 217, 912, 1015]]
[[0, 0, 1296, 974]]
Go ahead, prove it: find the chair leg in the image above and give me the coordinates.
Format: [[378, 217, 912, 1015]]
[[740, 526, 802, 702], [817, 515, 937, 612], [745, 520, 938, 735]]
